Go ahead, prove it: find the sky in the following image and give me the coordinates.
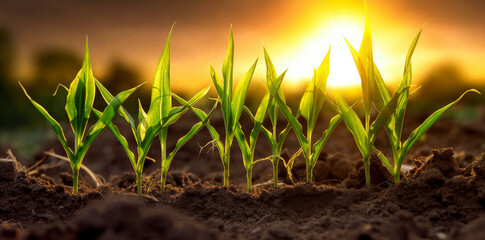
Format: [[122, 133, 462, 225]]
[[0, 0, 484, 93]]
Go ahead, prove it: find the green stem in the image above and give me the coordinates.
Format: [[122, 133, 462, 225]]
[[160, 129, 168, 191], [246, 168, 253, 192], [72, 167, 79, 194], [306, 163, 313, 182], [394, 173, 401, 184], [136, 171, 143, 195], [305, 131, 313, 183], [272, 154, 279, 188], [364, 155, 371, 188], [161, 167, 168, 192], [223, 135, 231, 187]]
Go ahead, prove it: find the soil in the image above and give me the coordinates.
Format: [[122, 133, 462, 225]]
[[1, 107, 485, 240]]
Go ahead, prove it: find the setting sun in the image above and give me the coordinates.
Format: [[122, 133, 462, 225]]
[[282, 15, 372, 88]]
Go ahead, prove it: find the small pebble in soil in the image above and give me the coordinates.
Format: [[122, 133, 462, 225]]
[[0, 158, 17, 181]]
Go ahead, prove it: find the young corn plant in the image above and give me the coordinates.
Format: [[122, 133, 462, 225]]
[[209, 27, 258, 187], [95, 28, 210, 194], [248, 48, 293, 188], [234, 65, 287, 191], [268, 47, 342, 182], [233, 93, 269, 192], [341, 12, 480, 185], [19, 39, 141, 194]]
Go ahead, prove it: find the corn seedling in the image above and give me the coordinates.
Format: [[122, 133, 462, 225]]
[[340, 11, 480, 186], [96, 27, 210, 194], [208, 27, 258, 187], [267, 47, 341, 182], [245, 48, 293, 188], [234, 64, 286, 192], [20, 39, 141, 194]]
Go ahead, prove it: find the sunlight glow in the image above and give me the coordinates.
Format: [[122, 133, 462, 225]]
[[282, 16, 370, 88]]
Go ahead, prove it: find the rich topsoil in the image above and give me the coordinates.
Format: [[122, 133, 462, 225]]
[[1, 107, 485, 240]]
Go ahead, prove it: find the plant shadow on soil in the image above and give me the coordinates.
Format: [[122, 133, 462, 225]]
[[2, 107, 485, 240]]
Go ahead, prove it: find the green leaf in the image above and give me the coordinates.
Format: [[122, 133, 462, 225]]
[[209, 65, 224, 100], [249, 93, 270, 152], [19, 82, 74, 160], [137, 99, 148, 141], [264, 48, 284, 126], [166, 102, 217, 164], [299, 47, 330, 132], [93, 108, 136, 169], [147, 25, 173, 127], [234, 124, 251, 167], [94, 78, 136, 130], [358, 9, 375, 120], [231, 59, 258, 131], [222, 27, 234, 132], [372, 64, 391, 111], [162, 86, 210, 127], [273, 87, 307, 151], [400, 89, 479, 165], [65, 38, 96, 145], [77, 84, 142, 165], [394, 30, 422, 142], [368, 87, 409, 144], [173, 96, 224, 159], [335, 93, 369, 157], [311, 114, 341, 165]]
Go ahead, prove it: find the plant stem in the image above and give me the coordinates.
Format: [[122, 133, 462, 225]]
[[394, 173, 401, 184], [72, 167, 79, 194], [136, 171, 143, 195], [272, 154, 279, 188], [305, 131, 313, 182], [160, 130, 168, 191], [161, 167, 168, 192], [364, 155, 371, 188], [306, 164, 313, 182], [246, 168, 253, 192], [222, 135, 231, 187]]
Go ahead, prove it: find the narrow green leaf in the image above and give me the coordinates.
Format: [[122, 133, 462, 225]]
[[162, 86, 210, 127], [223, 27, 234, 106], [93, 108, 136, 169], [249, 93, 270, 152], [394, 30, 422, 141], [273, 89, 307, 151], [335, 93, 368, 157], [373, 64, 391, 111], [19, 82, 73, 160], [77, 84, 142, 164], [147, 26, 173, 127], [66, 38, 95, 144], [230, 59, 258, 131], [166, 102, 217, 163], [264, 48, 284, 126], [368, 87, 409, 144], [311, 114, 341, 165], [138, 99, 148, 141], [400, 90, 479, 165], [222, 27, 234, 132], [300, 47, 330, 132], [94, 78, 136, 130], [209, 65, 224, 100], [234, 124, 251, 165], [359, 9, 375, 120]]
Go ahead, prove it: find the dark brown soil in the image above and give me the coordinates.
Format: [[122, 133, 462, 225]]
[[1, 108, 485, 240]]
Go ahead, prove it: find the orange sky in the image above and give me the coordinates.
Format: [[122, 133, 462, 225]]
[[1, 0, 484, 93]]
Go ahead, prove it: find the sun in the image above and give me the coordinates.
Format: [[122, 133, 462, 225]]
[[282, 17, 366, 88]]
